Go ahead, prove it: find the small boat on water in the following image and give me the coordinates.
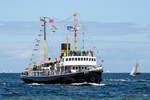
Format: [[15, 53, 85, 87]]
[[130, 67, 135, 76], [130, 60, 140, 76], [21, 13, 103, 84], [135, 60, 140, 75]]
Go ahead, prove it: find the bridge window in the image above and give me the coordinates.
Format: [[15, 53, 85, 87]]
[[73, 67, 75, 69], [86, 58, 88, 61], [84, 58, 86, 61], [69, 58, 71, 61], [76, 67, 78, 69], [81, 58, 83, 61], [92, 58, 94, 61], [75, 58, 77, 61], [78, 58, 80, 61], [66, 58, 68, 61], [82, 67, 84, 69], [94, 58, 96, 61], [72, 58, 74, 61], [89, 58, 91, 61]]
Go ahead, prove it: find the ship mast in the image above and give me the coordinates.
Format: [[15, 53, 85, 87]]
[[73, 13, 77, 52], [65, 13, 80, 53], [135, 60, 140, 74], [44, 17, 47, 62], [41, 17, 47, 62], [66, 37, 69, 56]]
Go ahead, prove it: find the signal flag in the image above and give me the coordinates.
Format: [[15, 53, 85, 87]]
[[100, 60, 104, 63], [40, 19, 44, 22], [49, 19, 54, 23]]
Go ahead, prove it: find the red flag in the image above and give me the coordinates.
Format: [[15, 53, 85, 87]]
[[40, 19, 44, 22], [49, 19, 54, 23], [100, 60, 104, 63]]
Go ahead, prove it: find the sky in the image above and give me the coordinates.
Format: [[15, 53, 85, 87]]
[[0, 0, 150, 73]]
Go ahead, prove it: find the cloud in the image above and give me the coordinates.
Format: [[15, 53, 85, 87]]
[[82, 22, 149, 36], [0, 21, 149, 36]]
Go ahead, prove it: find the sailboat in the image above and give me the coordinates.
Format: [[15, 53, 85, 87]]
[[130, 67, 135, 76], [21, 13, 103, 84], [129, 60, 140, 76], [135, 60, 140, 75]]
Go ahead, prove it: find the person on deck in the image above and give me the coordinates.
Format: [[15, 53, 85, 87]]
[[90, 51, 93, 56], [48, 58, 51, 62]]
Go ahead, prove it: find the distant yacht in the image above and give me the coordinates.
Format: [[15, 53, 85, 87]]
[[130, 67, 135, 76], [130, 60, 140, 76], [135, 60, 140, 75]]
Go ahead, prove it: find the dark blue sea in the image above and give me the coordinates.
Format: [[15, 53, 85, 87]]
[[0, 73, 150, 100]]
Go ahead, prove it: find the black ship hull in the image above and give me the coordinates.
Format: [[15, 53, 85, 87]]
[[21, 70, 102, 84], [135, 72, 140, 75]]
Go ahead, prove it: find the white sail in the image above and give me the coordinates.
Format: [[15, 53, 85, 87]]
[[130, 67, 135, 76], [135, 60, 140, 74]]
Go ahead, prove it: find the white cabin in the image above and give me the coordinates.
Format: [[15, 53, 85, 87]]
[[61, 56, 97, 66]]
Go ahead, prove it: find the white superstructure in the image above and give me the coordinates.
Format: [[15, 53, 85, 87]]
[[61, 56, 96, 66]]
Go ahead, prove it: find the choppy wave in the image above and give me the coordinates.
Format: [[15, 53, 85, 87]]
[[0, 82, 7, 85], [27, 82, 105, 86], [28, 83, 45, 85], [71, 82, 105, 86], [104, 79, 150, 83], [105, 79, 131, 82]]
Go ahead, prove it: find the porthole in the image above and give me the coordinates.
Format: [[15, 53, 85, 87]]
[[72, 58, 74, 61], [89, 58, 91, 61], [78, 58, 80, 61], [84, 58, 86, 61], [69, 58, 71, 61], [75, 58, 77, 61], [66, 58, 68, 61]]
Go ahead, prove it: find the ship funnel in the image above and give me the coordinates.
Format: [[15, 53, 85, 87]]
[[61, 43, 70, 57]]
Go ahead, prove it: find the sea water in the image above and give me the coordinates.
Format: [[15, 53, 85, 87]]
[[0, 73, 150, 100]]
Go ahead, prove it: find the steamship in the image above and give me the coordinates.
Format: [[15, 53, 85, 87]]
[[21, 13, 103, 84]]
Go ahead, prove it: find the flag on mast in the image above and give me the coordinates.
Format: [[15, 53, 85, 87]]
[[49, 19, 54, 23], [66, 26, 74, 31], [100, 60, 104, 63], [40, 19, 44, 22]]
